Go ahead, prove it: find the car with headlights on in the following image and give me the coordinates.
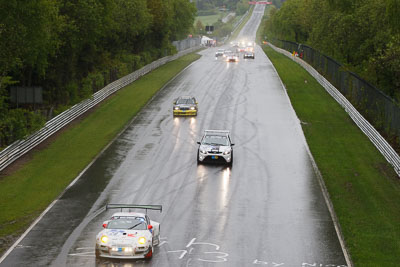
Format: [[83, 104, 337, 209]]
[[244, 51, 255, 59], [215, 49, 224, 57], [173, 96, 198, 116], [223, 50, 232, 58], [96, 204, 162, 260], [197, 130, 234, 165], [226, 53, 239, 62]]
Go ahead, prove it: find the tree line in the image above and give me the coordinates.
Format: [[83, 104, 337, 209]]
[[0, 0, 196, 148], [263, 0, 400, 102]]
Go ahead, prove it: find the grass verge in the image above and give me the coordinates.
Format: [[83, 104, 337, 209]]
[[195, 13, 224, 26], [262, 45, 400, 266], [0, 52, 201, 255]]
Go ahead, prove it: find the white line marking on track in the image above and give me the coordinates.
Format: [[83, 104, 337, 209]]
[[158, 241, 167, 247], [167, 250, 188, 259], [186, 238, 196, 248], [198, 251, 229, 262]]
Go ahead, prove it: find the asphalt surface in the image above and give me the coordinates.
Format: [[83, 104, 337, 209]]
[[1, 5, 348, 267]]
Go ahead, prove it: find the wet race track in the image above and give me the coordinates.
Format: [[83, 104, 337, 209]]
[[1, 5, 348, 267]]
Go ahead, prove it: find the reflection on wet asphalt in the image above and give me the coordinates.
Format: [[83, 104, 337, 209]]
[[1, 5, 347, 267]]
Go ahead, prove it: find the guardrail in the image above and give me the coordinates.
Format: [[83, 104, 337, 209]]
[[268, 43, 400, 177], [0, 46, 201, 172]]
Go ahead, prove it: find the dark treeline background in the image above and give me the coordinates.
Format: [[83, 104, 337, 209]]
[[263, 0, 400, 103], [196, 0, 283, 16], [0, 0, 196, 148]]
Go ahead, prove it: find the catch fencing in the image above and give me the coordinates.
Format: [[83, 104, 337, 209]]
[[268, 42, 400, 177], [172, 37, 201, 52], [0, 46, 201, 172], [272, 39, 400, 146]]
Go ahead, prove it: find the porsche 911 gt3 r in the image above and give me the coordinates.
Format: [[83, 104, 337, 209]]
[[95, 204, 162, 260], [197, 130, 234, 165]]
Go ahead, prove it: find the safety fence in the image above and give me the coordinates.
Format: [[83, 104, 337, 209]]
[[0, 46, 201, 172], [268, 43, 400, 177], [172, 37, 201, 52], [271, 39, 400, 149]]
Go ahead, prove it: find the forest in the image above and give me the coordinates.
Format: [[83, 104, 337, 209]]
[[0, 0, 196, 148], [263, 0, 400, 103]]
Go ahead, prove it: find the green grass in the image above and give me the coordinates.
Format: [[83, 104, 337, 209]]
[[195, 14, 224, 26], [0, 52, 201, 254], [262, 45, 400, 266]]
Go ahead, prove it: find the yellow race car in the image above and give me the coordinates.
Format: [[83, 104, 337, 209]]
[[173, 96, 198, 116]]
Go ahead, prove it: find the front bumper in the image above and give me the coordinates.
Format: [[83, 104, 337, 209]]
[[198, 151, 231, 163], [96, 244, 151, 259], [173, 110, 197, 116]]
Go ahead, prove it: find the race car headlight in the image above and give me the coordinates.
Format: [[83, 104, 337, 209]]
[[138, 237, 146, 244], [200, 149, 207, 154], [223, 150, 231, 155], [190, 106, 195, 110], [174, 106, 179, 110], [101, 235, 109, 244]]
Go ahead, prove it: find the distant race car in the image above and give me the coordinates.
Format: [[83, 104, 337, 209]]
[[244, 51, 255, 59], [246, 46, 254, 52], [223, 50, 232, 57], [95, 204, 162, 260], [215, 49, 224, 57], [173, 96, 198, 116], [231, 41, 239, 48], [226, 53, 239, 62], [197, 130, 234, 165]]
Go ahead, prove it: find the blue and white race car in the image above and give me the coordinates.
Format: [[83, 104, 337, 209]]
[[95, 204, 162, 260]]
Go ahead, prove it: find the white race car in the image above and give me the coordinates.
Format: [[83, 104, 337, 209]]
[[215, 49, 225, 57], [226, 53, 239, 62], [197, 130, 234, 165], [95, 204, 162, 260]]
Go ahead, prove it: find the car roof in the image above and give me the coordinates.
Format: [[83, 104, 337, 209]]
[[204, 130, 230, 136], [177, 96, 195, 99]]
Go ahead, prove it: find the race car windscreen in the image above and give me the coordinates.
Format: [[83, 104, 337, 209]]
[[176, 98, 195, 105], [107, 217, 147, 230], [202, 135, 229, 146]]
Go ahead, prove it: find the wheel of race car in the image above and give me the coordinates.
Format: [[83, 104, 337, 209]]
[[197, 151, 201, 165], [95, 249, 100, 258], [157, 225, 161, 245], [145, 246, 153, 260], [228, 152, 233, 166]]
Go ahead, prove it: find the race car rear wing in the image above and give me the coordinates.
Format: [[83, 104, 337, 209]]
[[106, 204, 162, 213]]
